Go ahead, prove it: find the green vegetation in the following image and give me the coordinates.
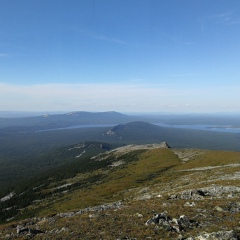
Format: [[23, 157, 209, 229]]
[[1, 121, 240, 198], [1, 143, 240, 239], [1, 114, 240, 238]]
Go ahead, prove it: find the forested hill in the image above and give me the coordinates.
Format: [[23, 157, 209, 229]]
[[101, 121, 240, 151], [0, 111, 135, 130], [1, 111, 240, 132]]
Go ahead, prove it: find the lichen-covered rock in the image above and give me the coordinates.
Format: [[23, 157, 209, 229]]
[[227, 202, 240, 213], [145, 212, 196, 233], [58, 212, 75, 218], [195, 230, 238, 240], [184, 202, 196, 207], [170, 185, 240, 200], [16, 225, 28, 235], [178, 215, 191, 230]]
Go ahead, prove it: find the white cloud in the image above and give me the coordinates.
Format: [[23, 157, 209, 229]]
[[0, 82, 239, 113]]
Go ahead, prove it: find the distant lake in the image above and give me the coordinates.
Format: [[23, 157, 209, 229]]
[[154, 123, 240, 133], [35, 124, 116, 132], [36, 123, 240, 134]]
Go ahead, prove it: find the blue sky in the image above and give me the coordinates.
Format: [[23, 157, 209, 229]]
[[0, 0, 240, 113]]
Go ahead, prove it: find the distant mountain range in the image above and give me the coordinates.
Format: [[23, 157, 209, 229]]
[[1, 111, 240, 131], [0, 111, 136, 130], [0, 111, 66, 118]]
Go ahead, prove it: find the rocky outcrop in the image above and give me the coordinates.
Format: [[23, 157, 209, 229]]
[[92, 142, 170, 161], [16, 224, 44, 237], [190, 230, 238, 240], [169, 185, 240, 200], [0, 192, 15, 202], [57, 201, 122, 217], [226, 201, 240, 213], [145, 212, 240, 239], [109, 142, 170, 155], [2, 201, 123, 239], [145, 212, 198, 233]]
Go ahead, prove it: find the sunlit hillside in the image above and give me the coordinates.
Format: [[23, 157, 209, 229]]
[[1, 142, 240, 239]]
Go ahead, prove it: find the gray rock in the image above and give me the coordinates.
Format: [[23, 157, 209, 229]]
[[184, 202, 196, 207], [215, 206, 224, 212], [195, 230, 238, 239], [134, 213, 143, 218], [159, 218, 172, 231], [145, 212, 170, 226], [17, 225, 28, 234], [172, 185, 240, 200], [58, 212, 75, 217], [178, 215, 190, 230], [180, 190, 204, 200], [145, 212, 195, 233], [57, 201, 122, 217], [227, 202, 240, 213], [16, 225, 43, 236]]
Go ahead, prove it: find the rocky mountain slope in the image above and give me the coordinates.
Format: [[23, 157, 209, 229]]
[[1, 121, 240, 194], [1, 143, 240, 239]]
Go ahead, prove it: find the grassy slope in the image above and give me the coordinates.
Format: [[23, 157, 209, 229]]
[[1, 146, 240, 239], [15, 147, 240, 218], [44, 148, 180, 215]]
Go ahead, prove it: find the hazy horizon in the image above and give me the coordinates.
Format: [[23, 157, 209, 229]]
[[1, 0, 240, 113], [0, 110, 240, 119]]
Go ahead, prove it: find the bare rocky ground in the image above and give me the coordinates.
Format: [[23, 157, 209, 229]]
[[1, 144, 240, 239]]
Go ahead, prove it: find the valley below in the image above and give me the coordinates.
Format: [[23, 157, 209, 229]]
[[0, 112, 240, 239]]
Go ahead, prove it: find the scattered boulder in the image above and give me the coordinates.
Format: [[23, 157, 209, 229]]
[[169, 185, 240, 200], [16, 224, 44, 236], [134, 213, 143, 218], [184, 202, 196, 207], [148, 212, 168, 226], [178, 215, 191, 230], [16, 225, 28, 235], [56, 201, 122, 217], [214, 206, 224, 212], [145, 212, 197, 233], [76, 201, 122, 214], [194, 230, 238, 240], [58, 212, 75, 218], [227, 202, 240, 213]]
